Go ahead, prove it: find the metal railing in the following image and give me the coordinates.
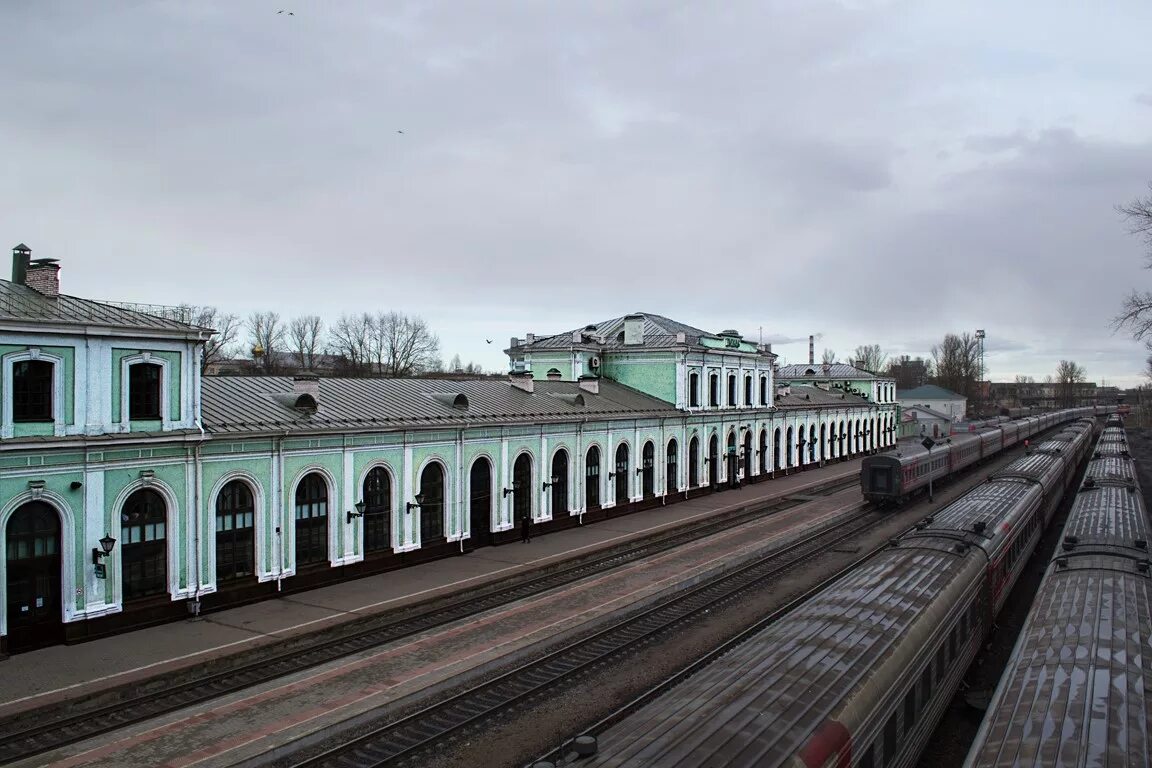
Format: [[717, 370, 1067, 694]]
[[100, 301, 195, 324]]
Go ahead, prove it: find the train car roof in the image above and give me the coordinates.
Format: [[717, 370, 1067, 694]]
[[904, 481, 1039, 543], [1082, 455, 1136, 487], [1061, 485, 1150, 559], [966, 564, 1152, 767], [584, 546, 980, 767]]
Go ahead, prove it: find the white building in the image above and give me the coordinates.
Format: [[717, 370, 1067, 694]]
[[897, 384, 967, 421]]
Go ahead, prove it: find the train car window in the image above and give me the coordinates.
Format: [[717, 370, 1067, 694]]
[[936, 646, 947, 681], [884, 713, 898, 764], [903, 690, 916, 734], [920, 667, 932, 705], [859, 744, 876, 768], [949, 627, 959, 661], [870, 468, 890, 492]]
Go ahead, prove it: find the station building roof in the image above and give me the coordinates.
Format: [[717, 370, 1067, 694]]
[[896, 384, 965, 401], [201, 376, 682, 434], [510, 313, 772, 355], [775, 386, 870, 408], [776, 363, 883, 380], [0, 279, 210, 336]]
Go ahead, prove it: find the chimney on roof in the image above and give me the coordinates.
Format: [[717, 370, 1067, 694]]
[[525, 333, 535, 344], [26, 257, 61, 298], [11, 243, 31, 285], [676, 331, 686, 344], [855, 359, 866, 371], [510, 370, 534, 393], [578, 375, 599, 395], [623, 314, 645, 345], [809, 335, 814, 365]]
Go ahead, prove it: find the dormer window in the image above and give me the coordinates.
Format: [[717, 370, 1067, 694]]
[[13, 360, 53, 422], [129, 363, 162, 420]]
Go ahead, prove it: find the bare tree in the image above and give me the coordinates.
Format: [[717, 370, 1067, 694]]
[[821, 348, 837, 365], [931, 332, 980, 401], [247, 311, 286, 375], [328, 313, 373, 375], [1115, 184, 1152, 340], [289, 315, 324, 372], [1014, 374, 1038, 406], [1055, 360, 1087, 407], [186, 305, 240, 373], [853, 344, 887, 372], [449, 353, 463, 372], [376, 311, 441, 377]]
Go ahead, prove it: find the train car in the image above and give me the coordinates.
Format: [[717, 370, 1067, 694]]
[[964, 426, 1151, 768], [583, 425, 1089, 768], [861, 409, 1086, 506]]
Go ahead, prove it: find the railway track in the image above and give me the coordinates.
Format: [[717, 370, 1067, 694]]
[[0, 474, 858, 764], [283, 501, 880, 768]]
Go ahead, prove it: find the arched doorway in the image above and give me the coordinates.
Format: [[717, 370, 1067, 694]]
[[641, 441, 655, 498], [469, 458, 492, 548], [585, 446, 601, 510], [420, 463, 446, 545], [819, 424, 827, 463], [216, 480, 256, 584], [362, 467, 391, 555], [773, 428, 781, 471], [743, 431, 753, 479], [513, 453, 532, 524], [708, 435, 719, 487], [759, 429, 768, 474], [688, 437, 699, 487], [5, 502, 62, 651], [293, 474, 328, 568], [809, 425, 817, 463], [614, 444, 630, 506], [122, 488, 169, 599], [551, 450, 569, 515], [666, 439, 679, 494], [839, 420, 847, 458], [786, 427, 794, 468]]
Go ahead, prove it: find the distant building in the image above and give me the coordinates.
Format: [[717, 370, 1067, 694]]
[[897, 384, 967, 421], [902, 405, 952, 438], [888, 356, 931, 390]]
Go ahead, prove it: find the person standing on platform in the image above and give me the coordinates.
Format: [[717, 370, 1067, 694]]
[[520, 513, 532, 543]]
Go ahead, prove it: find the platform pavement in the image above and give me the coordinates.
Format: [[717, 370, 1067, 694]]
[[0, 456, 867, 717]]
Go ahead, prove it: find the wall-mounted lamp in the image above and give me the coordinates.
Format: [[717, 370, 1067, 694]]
[[92, 533, 116, 567], [346, 500, 367, 524], [406, 493, 427, 513], [635, 466, 645, 476], [70, 480, 83, 491], [606, 471, 617, 479], [541, 475, 560, 491]]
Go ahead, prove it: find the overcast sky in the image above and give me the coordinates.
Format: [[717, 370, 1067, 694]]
[[4, 1, 1152, 386]]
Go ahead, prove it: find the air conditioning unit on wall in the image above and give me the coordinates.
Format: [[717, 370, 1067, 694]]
[[588, 355, 601, 370]]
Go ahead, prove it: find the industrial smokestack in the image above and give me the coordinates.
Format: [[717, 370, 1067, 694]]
[[809, 335, 815, 365]]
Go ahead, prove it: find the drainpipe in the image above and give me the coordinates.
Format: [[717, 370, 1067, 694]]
[[190, 438, 203, 618], [275, 428, 288, 591]]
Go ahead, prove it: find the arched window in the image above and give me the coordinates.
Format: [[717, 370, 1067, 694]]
[[216, 480, 255, 583], [551, 450, 569, 514], [759, 376, 768, 406], [128, 362, 163, 420], [689, 373, 700, 408], [820, 424, 827, 461], [743, 431, 753, 478], [774, 428, 782, 470], [585, 446, 601, 509], [294, 473, 328, 566], [513, 454, 533, 522], [688, 437, 699, 487], [641, 441, 655, 498], [666, 439, 679, 493], [420, 463, 445, 544], [809, 425, 817, 462], [362, 467, 391, 553], [786, 427, 794, 468], [744, 375, 753, 406], [759, 429, 768, 473], [708, 374, 719, 407], [614, 444, 630, 505], [727, 374, 737, 407], [13, 360, 53, 422], [121, 488, 168, 600], [708, 435, 719, 486]]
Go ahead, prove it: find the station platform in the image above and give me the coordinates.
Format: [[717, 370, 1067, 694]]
[[0, 457, 866, 719]]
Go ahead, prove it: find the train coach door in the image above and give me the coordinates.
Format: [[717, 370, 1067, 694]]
[[5, 502, 64, 652]]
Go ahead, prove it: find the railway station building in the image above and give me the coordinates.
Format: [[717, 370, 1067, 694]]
[[0, 247, 898, 655]]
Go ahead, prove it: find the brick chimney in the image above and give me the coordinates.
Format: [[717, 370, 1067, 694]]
[[510, 370, 534, 393], [26, 258, 61, 297], [578, 375, 599, 394]]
